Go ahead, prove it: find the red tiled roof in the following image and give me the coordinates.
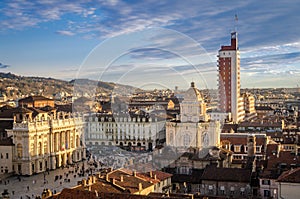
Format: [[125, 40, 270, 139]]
[[50, 188, 98, 199], [19, 96, 53, 103], [201, 166, 252, 183], [0, 137, 14, 146], [277, 167, 300, 183], [221, 134, 267, 145], [107, 169, 153, 193]]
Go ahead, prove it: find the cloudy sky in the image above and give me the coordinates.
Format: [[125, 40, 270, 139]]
[[0, 0, 300, 89]]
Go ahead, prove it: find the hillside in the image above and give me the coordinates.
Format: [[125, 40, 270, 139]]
[[0, 72, 138, 100]]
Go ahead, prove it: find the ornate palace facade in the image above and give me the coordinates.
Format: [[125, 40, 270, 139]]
[[5, 105, 86, 175]]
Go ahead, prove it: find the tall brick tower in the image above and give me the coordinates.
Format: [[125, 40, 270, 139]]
[[218, 32, 245, 123]]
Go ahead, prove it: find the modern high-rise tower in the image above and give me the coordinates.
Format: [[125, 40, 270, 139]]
[[218, 32, 245, 123]]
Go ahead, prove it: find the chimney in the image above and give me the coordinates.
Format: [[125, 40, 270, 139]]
[[133, 171, 137, 177], [106, 174, 109, 182], [150, 171, 153, 178], [112, 178, 116, 185], [246, 135, 256, 171], [247, 135, 256, 157], [138, 183, 143, 191], [154, 174, 157, 180], [120, 175, 124, 182], [92, 176, 97, 183]]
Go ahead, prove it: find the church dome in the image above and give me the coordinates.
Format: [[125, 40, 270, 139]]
[[183, 82, 203, 102]]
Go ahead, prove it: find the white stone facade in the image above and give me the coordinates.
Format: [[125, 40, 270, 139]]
[[166, 82, 221, 149], [85, 113, 165, 151]]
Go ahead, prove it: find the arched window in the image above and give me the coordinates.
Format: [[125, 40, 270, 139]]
[[38, 142, 42, 155], [17, 144, 23, 158]]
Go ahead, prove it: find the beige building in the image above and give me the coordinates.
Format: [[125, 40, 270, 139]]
[[5, 106, 86, 175], [242, 93, 257, 120]]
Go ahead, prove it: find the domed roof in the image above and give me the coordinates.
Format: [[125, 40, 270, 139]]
[[183, 82, 203, 102]]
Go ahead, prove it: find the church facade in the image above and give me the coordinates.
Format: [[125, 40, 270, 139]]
[[166, 82, 220, 149]]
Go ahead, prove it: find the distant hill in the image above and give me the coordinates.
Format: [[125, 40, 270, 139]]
[[0, 72, 138, 100]]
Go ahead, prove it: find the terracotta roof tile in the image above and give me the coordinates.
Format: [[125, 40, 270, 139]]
[[277, 167, 300, 183], [201, 166, 252, 183]]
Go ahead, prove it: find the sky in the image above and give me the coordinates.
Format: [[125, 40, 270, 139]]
[[1, 0, 300, 90]]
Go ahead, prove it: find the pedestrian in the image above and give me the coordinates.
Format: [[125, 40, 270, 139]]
[[27, 185, 30, 191], [12, 191, 14, 195]]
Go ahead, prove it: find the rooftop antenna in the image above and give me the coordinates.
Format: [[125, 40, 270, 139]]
[[234, 14, 238, 32]]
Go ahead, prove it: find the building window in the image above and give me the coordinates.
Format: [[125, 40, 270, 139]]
[[256, 146, 261, 153], [6, 153, 8, 159], [262, 179, 270, 185], [196, 184, 201, 193], [38, 142, 42, 155], [209, 185, 213, 194], [220, 186, 225, 195], [30, 143, 35, 156], [264, 190, 270, 197], [180, 166, 190, 175], [183, 134, 191, 147], [17, 144, 23, 158], [230, 186, 235, 195], [44, 142, 48, 154], [234, 145, 241, 152], [240, 188, 245, 196]]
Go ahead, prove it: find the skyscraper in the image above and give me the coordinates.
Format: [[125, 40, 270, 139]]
[[218, 32, 245, 123]]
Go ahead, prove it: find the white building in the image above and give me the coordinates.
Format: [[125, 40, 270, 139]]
[[166, 82, 221, 149], [85, 113, 165, 151]]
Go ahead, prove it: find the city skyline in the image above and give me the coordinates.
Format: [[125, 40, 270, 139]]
[[1, 0, 300, 89]]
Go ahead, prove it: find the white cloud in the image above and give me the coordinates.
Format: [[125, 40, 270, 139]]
[[56, 30, 75, 36]]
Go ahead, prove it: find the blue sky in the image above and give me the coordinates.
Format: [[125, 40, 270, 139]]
[[0, 0, 300, 89]]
